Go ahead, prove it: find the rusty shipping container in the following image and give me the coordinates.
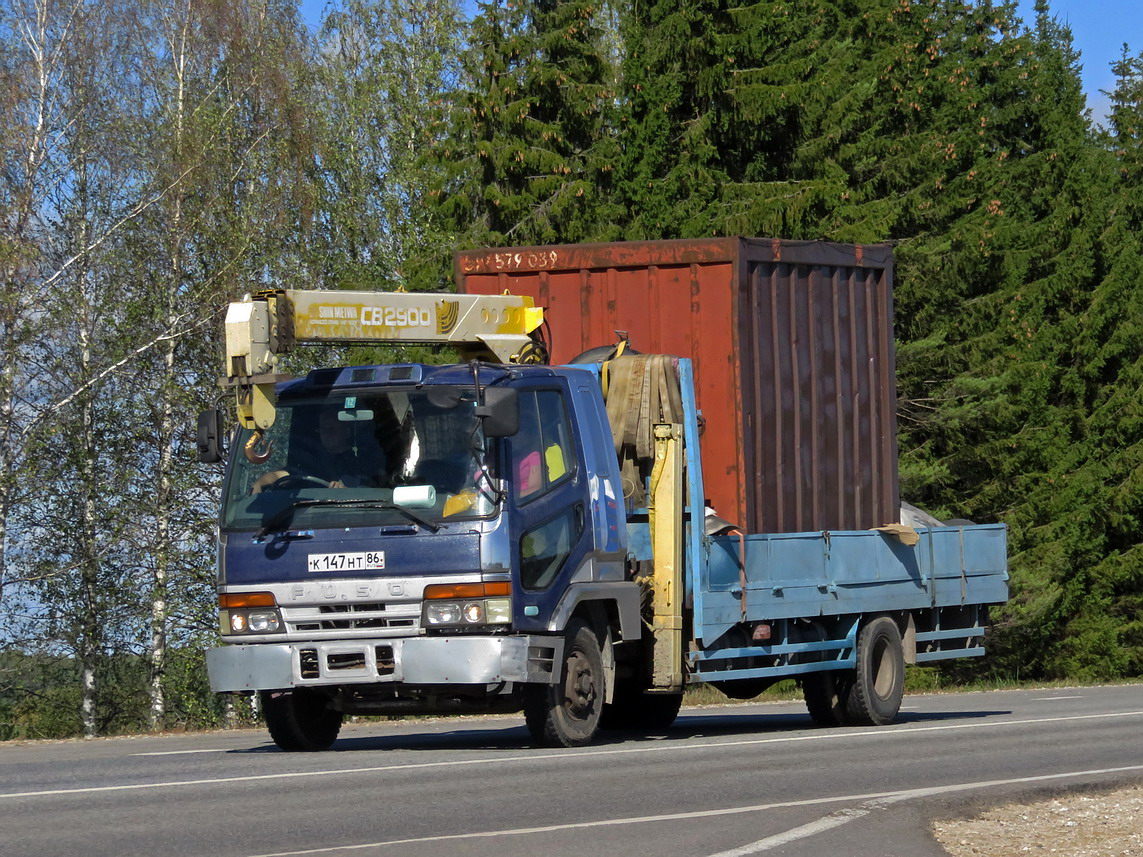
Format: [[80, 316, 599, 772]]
[[456, 237, 899, 535]]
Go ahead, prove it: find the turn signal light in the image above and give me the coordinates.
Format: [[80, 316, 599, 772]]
[[424, 582, 510, 599], [219, 591, 277, 608]]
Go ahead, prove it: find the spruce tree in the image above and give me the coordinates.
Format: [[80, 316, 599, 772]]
[[431, 0, 619, 252], [719, 1, 1121, 679], [315, 0, 464, 290], [617, 0, 738, 238], [521, 0, 621, 242], [1047, 46, 1143, 678], [922, 6, 1115, 680]]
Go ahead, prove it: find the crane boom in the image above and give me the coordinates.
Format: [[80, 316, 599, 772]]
[[224, 289, 545, 430]]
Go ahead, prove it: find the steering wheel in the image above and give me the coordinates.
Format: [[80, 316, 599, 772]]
[[266, 473, 332, 491]]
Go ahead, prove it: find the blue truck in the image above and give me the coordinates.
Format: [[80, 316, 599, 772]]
[[200, 278, 1008, 751]]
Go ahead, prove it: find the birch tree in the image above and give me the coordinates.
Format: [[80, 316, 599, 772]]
[[18, 0, 144, 739], [126, 0, 320, 728], [0, 0, 78, 607], [315, 0, 463, 290], [2, 0, 321, 736]]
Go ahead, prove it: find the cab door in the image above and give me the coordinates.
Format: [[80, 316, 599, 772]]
[[507, 383, 593, 632]]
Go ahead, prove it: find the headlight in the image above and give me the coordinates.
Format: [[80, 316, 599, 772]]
[[247, 611, 281, 633], [462, 602, 484, 623], [485, 598, 511, 624], [218, 592, 284, 636], [422, 583, 512, 629], [423, 598, 511, 627], [426, 601, 462, 625], [222, 610, 245, 633]]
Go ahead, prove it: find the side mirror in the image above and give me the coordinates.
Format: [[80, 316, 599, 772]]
[[477, 387, 519, 438], [196, 409, 225, 463]]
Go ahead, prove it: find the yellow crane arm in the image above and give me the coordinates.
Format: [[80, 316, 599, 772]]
[[224, 289, 545, 430]]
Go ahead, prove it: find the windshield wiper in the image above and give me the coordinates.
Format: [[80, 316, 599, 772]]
[[371, 501, 441, 534], [255, 498, 441, 540]]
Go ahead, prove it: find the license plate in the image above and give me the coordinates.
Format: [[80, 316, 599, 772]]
[[307, 552, 385, 573]]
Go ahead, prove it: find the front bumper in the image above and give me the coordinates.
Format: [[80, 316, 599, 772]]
[[207, 634, 563, 692]]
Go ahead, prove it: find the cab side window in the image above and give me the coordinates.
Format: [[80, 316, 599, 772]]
[[520, 507, 580, 590], [512, 390, 573, 502]]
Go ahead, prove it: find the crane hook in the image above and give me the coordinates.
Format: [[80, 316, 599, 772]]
[[244, 428, 273, 464]]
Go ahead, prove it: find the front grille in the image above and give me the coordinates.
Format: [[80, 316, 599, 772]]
[[320, 603, 385, 615], [283, 601, 419, 635]]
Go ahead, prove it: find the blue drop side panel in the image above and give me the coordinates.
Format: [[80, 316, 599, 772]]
[[697, 524, 1008, 644]]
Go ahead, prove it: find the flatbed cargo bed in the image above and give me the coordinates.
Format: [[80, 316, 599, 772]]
[[688, 524, 1008, 684]]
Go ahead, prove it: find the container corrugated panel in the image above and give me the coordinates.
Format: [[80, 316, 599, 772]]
[[456, 238, 898, 534]]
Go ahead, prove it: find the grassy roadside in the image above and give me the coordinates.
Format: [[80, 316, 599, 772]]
[[2, 676, 1138, 744], [681, 672, 1143, 708]]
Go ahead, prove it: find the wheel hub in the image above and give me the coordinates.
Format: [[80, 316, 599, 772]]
[[564, 651, 596, 716]]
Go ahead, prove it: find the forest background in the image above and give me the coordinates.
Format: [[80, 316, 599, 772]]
[[1, 0, 1141, 740]]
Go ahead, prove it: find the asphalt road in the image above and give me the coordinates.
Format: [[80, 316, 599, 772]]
[[2, 685, 1141, 857]]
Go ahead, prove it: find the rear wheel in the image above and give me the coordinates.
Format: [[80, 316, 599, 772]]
[[640, 692, 683, 730], [600, 683, 682, 732], [802, 670, 855, 726], [524, 620, 604, 747], [261, 689, 343, 751], [845, 616, 905, 726]]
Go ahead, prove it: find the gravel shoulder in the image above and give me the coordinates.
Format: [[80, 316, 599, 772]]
[[933, 785, 1143, 856]]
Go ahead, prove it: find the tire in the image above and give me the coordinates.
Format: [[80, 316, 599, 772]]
[[802, 669, 855, 726], [637, 692, 683, 731], [845, 616, 905, 726], [524, 620, 604, 747], [598, 679, 641, 730], [261, 689, 343, 751], [600, 683, 682, 732]]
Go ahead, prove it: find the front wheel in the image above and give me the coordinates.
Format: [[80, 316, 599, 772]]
[[524, 620, 604, 747], [845, 616, 905, 726], [261, 689, 343, 751]]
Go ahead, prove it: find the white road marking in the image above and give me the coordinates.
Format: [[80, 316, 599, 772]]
[[130, 749, 228, 757], [704, 762, 1143, 857], [246, 796, 895, 856], [241, 764, 1143, 857], [702, 808, 872, 857], [3, 709, 1141, 801], [1034, 696, 1082, 701]]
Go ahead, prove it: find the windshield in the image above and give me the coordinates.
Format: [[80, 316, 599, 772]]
[[222, 387, 496, 532]]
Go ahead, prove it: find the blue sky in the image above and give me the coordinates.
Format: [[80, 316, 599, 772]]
[[1016, 0, 1143, 122]]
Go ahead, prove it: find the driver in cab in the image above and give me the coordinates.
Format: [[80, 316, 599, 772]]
[[252, 406, 381, 493]]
